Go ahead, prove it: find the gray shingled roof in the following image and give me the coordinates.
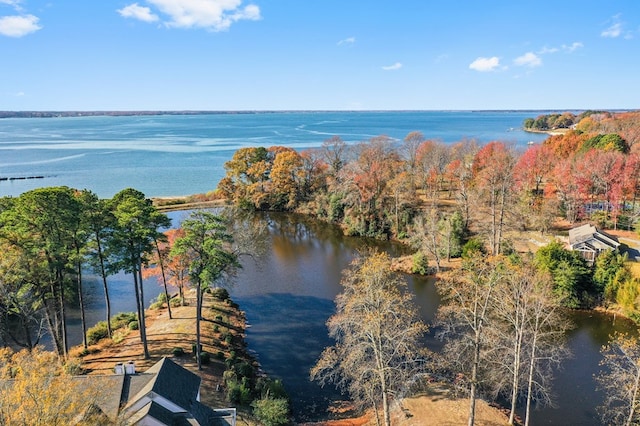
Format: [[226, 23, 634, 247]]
[[126, 357, 201, 413], [568, 223, 619, 250], [66, 357, 232, 425]]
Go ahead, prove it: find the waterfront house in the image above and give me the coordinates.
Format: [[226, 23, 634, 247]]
[[84, 357, 236, 426], [568, 223, 620, 264]]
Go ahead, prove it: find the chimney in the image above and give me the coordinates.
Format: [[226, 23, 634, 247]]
[[114, 363, 124, 375], [125, 361, 136, 375]]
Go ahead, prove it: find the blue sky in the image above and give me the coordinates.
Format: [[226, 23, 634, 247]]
[[0, 0, 638, 111]]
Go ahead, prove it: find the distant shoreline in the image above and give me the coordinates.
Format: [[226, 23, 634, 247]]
[[0, 109, 596, 119], [523, 127, 570, 136]]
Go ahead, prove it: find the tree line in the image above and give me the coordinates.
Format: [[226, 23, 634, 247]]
[[0, 187, 173, 358], [217, 110, 640, 313], [218, 111, 640, 237], [0, 187, 244, 367]]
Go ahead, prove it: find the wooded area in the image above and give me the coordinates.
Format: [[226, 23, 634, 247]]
[[217, 110, 640, 314]]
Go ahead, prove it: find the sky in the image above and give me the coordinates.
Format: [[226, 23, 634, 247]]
[[0, 0, 639, 111]]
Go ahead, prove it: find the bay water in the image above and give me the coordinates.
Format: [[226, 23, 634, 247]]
[[0, 111, 548, 198]]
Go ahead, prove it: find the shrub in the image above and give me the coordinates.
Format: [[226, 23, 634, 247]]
[[173, 347, 185, 357], [225, 333, 233, 345], [461, 237, 486, 258], [252, 397, 290, 426], [112, 329, 128, 344], [411, 251, 430, 275], [150, 300, 164, 310], [215, 315, 224, 322], [211, 287, 229, 301], [87, 321, 109, 345], [225, 357, 237, 369], [170, 297, 183, 307], [235, 361, 255, 379], [64, 358, 85, 375], [213, 325, 220, 333], [200, 351, 211, 364], [111, 312, 137, 329], [227, 381, 252, 405], [216, 351, 225, 360], [128, 320, 139, 330], [192, 343, 203, 354]]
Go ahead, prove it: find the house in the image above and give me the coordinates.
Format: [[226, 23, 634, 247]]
[[568, 223, 620, 263], [83, 358, 236, 426]]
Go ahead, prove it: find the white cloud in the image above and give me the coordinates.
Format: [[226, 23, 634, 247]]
[[337, 36, 355, 46], [138, 0, 261, 31], [602, 22, 622, 38], [538, 46, 559, 54], [469, 56, 500, 72], [0, 0, 21, 6], [0, 14, 41, 37], [514, 52, 542, 67], [562, 42, 583, 52], [602, 15, 623, 38], [118, 3, 159, 22], [382, 62, 402, 71]]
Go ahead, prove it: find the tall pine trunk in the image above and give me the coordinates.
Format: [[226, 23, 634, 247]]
[[57, 269, 68, 358], [96, 237, 112, 338], [154, 238, 172, 319], [76, 258, 87, 350], [196, 280, 202, 370], [137, 262, 150, 359]]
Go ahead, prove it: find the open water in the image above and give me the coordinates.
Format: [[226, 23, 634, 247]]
[[0, 111, 548, 198]]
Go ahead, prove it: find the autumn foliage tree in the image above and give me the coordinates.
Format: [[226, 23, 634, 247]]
[[143, 228, 191, 305], [0, 347, 103, 425]]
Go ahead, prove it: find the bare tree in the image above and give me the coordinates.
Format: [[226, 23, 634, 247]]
[[410, 208, 443, 273], [322, 135, 348, 182], [471, 142, 516, 255], [488, 258, 570, 425], [435, 252, 502, 426], [400, 131, 425, 189], [596, 333, 640, 426], [311, 251, 428, 426]]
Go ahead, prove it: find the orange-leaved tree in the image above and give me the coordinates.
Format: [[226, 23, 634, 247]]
[[0, 348, 104, 425], [142, 228, 190, 307]]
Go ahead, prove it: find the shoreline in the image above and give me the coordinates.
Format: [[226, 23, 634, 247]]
[[523, 127, 570, 136]]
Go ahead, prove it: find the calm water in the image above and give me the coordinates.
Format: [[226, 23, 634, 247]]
[[69, 211, 637, 424], [0, 111, 548, 198]]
